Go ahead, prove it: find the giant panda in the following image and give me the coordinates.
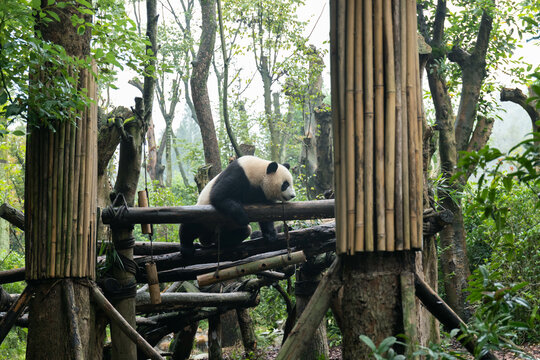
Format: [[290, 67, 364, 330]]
[[180, 156, 296, 257]]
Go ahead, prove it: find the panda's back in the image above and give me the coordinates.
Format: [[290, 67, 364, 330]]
[[206, 158, 268, 206]]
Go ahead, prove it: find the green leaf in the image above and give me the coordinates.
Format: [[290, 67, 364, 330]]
[[11, 130, 26, 136], [378, 336, 397, 353], [46, 10, 60, 22], [77, 25, 86, 35], [359, 335, 377, 351], [0, 91, 7, 105]]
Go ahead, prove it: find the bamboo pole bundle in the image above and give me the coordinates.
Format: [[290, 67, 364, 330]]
[[393, 0, 404, 250], [354, 0, 365, 253], [383, 0, 396, 251], [374, 0, 386, 251], [363, 0, 375, 252], [330, 0, 422, 254], [345, 0, 356, 253]]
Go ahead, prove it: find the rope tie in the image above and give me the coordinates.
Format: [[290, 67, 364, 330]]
[[282, 201, 291, 260]]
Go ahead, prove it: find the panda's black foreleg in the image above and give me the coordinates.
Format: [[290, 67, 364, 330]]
[[259, 221, 277, 242], [212, 198, 249, 226], [179, 223, 199, 257], [219, 225, 252, 248]]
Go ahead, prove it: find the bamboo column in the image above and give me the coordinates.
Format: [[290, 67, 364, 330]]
[[333, 0, 422, 254], [25, 64, 97, 280]]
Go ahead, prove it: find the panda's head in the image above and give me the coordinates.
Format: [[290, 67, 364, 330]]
[[262, 161, 296, 202]]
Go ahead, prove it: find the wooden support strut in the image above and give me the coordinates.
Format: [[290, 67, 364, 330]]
[[90, 285, 165, 360], [414, 274, 499, 360]]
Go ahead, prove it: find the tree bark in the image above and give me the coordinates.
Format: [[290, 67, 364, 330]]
[[341, 252, 416, 359], [191, 0, 221, 179]]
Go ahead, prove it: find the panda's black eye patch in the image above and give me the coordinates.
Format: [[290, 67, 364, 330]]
[[281, 181, 290, 191]]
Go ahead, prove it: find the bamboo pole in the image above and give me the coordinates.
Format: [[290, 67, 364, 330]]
[[414, 23, 424, 249], [40, 129, 49, 277], [49, 127, 57, 277], [71, 115, 83, 276], [338, 0, 347, 254], [197, 251, 306, 287], [406, 0, 419, 249], [400, 0, 411, 250], [354, 0, 365, 253], [374, 0, 386, 251], [61, 120, 71, 276], [81, 74, 92, 276], [364, 0, 375, 252], [393, 0, 404, 250], [65, 122, 77, 276], [384, 0, 397, 251], [55, 121, 66, 276], [345, 0, 356, 253], [90, 62, 98, 278], [330, 0, 344, 254]]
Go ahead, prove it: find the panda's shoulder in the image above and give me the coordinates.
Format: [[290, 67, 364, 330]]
[[237, 156, 268, 185]]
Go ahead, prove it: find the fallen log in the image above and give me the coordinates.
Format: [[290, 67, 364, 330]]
[[102, 200, 335, 226]]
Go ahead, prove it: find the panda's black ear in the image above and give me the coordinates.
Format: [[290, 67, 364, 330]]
[[283, 163, 290, 170], [267, 162, 279, 174]]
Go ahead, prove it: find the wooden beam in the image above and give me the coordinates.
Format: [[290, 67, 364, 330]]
[[0, 203, 24, 230], [135, 291, 254, 313], [102, 200, 335, 226]]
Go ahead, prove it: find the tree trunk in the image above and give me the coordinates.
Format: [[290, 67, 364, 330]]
[[191, 0, 221, 179], [314, 107, 334, 196], [25, 1, 100, 357], [341, 252, 416, 359], [0, 145, 9, 251], [260, 55, 280, 162]]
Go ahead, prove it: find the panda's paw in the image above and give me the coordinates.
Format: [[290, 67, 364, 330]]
[[180, 244, 196, 257], [262, 231, 278, 243]]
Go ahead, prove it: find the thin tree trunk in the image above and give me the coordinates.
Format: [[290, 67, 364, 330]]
[[191, 0, 221, 179]]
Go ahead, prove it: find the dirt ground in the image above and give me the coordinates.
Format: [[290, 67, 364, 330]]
[[212, 343, 539, 359]]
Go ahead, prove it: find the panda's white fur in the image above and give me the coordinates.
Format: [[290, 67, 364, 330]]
[[197, 156, 295, 205], [180, 156, 295, 256]]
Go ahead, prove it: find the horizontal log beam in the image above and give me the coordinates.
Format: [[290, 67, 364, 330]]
[[135, 291, 254, 313], [135, 223, 336, 272], [101, 200, 335, 226]]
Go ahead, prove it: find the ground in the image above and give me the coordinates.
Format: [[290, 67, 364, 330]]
[[185, 344, 540, 359]]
